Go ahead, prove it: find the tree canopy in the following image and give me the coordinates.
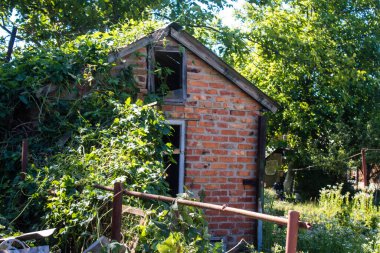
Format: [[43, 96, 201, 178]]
[[0, 0, 232, 46], [0, 0, 379, 212], [151, 0, 380, 176], [231, 0, 379, 194]]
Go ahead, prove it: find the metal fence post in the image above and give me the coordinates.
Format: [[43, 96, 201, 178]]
[[285, 210, 299, 253], [111, 182, 123, 242]]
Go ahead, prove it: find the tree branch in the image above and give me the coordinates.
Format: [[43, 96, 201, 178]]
[[1, 16, 13, 34], [0, 24, 12, 34]]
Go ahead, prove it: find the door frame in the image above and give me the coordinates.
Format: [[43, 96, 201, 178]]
[[167, 119, 186, 194]]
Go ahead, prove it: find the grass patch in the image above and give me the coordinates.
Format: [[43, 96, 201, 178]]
[[262, 186, 380, 253]]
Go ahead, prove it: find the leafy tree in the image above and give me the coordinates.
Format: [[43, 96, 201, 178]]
[[234, 0, 379, 195], [0, 0, 163, 44], [0, 0, 233, 52]]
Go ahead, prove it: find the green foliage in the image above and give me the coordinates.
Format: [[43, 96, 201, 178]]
[[0, 27, 125, 236], [0, 0, 163, 44], [233, 0, 379, 180], [0, 23, 217, 252], [0, 0, 233, 48], [138, 193, 221, 252], [294, 170, 348, 199], [263, 187, 380, 253], [39, 97, 172, 251]]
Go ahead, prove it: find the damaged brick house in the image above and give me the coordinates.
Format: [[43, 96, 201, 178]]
[[110, 23, 278, 247]]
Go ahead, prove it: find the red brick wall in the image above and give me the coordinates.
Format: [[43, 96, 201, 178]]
[[115, 38, 262, 248]]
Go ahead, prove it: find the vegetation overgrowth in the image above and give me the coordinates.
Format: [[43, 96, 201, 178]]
[[0, 21, 220, 252], [262, 186, 380, 253], [2, 0, 379, 198], [0, 0, 379, 251], [233, 0, 380, 197]]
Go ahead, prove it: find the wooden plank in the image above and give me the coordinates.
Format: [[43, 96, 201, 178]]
[[170, 28, 278, 113], [181, 47, 188, 101], [154, 45, 181, 52]]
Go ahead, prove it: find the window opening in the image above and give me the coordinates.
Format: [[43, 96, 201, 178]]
[[149, 47, 186, 102]]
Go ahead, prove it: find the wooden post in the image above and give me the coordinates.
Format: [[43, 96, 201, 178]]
[[111, 182, 123, 242], [361, 148, 368, 187], [21, 139, 28, 180], [285, 210, 299, 253]]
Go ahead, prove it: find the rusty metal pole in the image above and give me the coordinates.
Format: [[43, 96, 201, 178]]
[[361, 148, 368, 187], [21, 139, 28, 180], [111, 182, 123, 242], [285, 210, 299, 253], [94, 184, 312, 229]]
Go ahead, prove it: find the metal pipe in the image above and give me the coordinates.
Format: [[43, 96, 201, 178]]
[[285, 210, 300, 253], [256, 115, 267, 250], [111, 182, 123, 242], [94, 184, 311, 229]]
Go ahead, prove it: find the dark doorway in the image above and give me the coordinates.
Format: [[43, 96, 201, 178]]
[[164, 122, 185, 196]]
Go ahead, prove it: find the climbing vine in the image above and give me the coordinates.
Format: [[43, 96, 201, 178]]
[[0, 21, 219, 252]]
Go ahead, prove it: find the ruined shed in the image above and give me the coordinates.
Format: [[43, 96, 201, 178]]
[[111, 23, 278, 247]]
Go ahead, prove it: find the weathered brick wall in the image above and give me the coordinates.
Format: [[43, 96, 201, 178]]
[[114, 38, 262, 248]]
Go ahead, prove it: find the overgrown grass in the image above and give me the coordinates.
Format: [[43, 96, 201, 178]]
[[262, 185, 380, 253]]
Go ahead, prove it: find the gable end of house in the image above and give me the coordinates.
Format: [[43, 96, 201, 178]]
[[109, 23, 278, 113]]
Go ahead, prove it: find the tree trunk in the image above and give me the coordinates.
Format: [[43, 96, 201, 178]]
[[5, 26, 17, 62]]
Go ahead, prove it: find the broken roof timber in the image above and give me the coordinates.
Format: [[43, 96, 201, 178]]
[[109, 23, 279, 113]]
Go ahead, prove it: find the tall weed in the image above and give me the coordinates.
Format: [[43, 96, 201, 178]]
[[262, 185, 380, 253]]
